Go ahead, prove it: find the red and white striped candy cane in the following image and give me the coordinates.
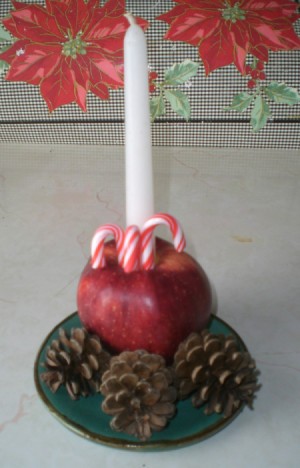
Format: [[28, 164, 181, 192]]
[[91, 224, 124, 269], [122, 225, 141, 273], [141, 213, 186, 270]]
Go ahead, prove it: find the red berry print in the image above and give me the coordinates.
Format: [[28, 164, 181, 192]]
[[247, 79, 256, 89], [251, 69, 259, 79], [257, 61, 265, 71], [149, 71, 158, 93], [258, 71, 266, 80]]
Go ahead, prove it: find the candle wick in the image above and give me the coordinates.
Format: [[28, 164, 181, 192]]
[[124, 12, 137, 26]]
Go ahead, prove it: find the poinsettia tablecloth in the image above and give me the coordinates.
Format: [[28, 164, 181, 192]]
[[0, 0, 299, 148]]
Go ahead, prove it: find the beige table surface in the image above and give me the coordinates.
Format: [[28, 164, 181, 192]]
[[1, 144, 300, 467]]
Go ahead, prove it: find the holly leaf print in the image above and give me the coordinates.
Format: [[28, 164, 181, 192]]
[[164, 88, 190, 120], [251, 95, 271, 132], [264, 82, 300, 106], [150, 95, 166, 121], [164, 59, 199, 86], [225, 92, 255, 113]]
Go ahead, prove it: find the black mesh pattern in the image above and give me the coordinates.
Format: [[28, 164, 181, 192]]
[[0, 0, 299, 148]]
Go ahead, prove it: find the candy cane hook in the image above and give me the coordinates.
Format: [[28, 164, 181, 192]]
[[91, 224, 124, 269], [141, 213, 186, 270]]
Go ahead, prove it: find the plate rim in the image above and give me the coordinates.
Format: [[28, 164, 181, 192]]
[[34, 312, 247, 451]]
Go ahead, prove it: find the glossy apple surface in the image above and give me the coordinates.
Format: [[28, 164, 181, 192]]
[[77, 238, 212, 361]]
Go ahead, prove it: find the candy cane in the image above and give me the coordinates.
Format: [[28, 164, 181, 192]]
[[122, 225, 141, 273], [141, 213, 186, 270], [91, 224, 124, 269]]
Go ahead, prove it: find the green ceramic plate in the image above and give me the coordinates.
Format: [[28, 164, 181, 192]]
[[34, 312, 247, 451]]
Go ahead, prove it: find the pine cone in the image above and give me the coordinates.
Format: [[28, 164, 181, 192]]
[[41, 327, 110, 400], [100, 350, 177, 441], [174, 330, 260, 418]]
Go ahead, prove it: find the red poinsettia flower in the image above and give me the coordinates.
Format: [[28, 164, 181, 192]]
[[0, 0, 148, 111], [157, 0, 300, 75]]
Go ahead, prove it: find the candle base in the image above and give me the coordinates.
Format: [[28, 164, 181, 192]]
[[34, 311, 253, 450]]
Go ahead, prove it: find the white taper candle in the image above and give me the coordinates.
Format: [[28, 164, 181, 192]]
[[124, 13, 154, 229]]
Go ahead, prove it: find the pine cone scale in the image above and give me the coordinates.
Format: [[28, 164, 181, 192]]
[[79, 363, 93, 379], [186, 345, 205, 362], [102, 395, 125, 415], [140, 389, 160, 406], [119, 373, 139, 390], [101, 375, 122, 394], [87, 354, 100, 371], [152, 402, 175, 417], [69, 338, 83, 354], [115, 389, 130, 405], [216, 369, 232, 385], [191, 364, 208, 383], [149, 371, 169, 390], [149, 413, 167, 430], [208, 351, 225, 368]]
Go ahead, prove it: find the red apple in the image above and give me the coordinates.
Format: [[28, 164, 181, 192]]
[[77, 237, 212, 361]]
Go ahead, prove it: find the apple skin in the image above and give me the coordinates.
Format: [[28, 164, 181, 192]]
[[77, 237, 212, 361]]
